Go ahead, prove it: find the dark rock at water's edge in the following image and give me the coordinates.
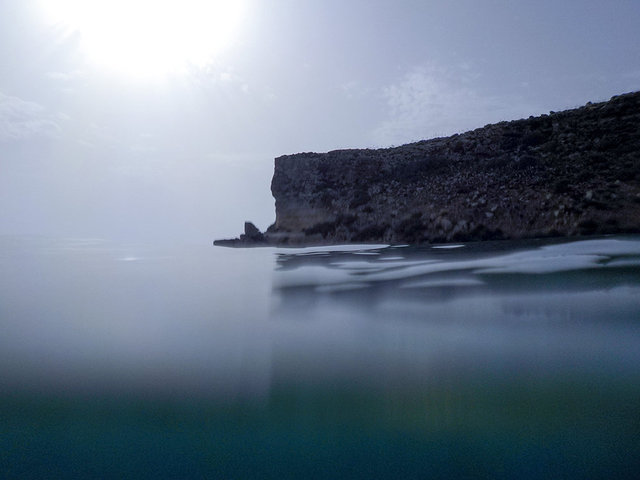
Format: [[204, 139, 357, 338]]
[[213, 221, 267, 247], [216, 91, 640, 247]]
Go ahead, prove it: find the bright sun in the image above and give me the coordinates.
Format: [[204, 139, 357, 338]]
[[39, 0, 247, 78]]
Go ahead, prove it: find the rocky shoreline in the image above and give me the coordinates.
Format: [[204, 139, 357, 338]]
[[215, 91, 640, 247]]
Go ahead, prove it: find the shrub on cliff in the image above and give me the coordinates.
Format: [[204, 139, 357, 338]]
[[303, 221, 338, 238], [352, 224, 389, 242], [397, 213, 425, 241], [303, 215, 357, 238], [349, 189, 371, 209], [521, 130, 548, 148]]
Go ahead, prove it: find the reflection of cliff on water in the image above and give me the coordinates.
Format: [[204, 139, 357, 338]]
[[272, 235, 640, 305], [269, 236, 640, 379]]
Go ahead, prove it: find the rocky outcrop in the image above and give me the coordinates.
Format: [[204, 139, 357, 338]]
[[216, 91, 640, 246], [213, 222, 267, 247]]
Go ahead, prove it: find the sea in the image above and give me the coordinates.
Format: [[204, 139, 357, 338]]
[[1, 234, 639, 479]]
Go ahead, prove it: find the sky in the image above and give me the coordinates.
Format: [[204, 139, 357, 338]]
[[1, 0, 639, 244]]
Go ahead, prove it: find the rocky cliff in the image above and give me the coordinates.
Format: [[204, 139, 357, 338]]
[[263, 92, 640, 245], [216, 91, 640, 246]]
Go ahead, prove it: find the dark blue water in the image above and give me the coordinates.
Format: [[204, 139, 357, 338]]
[[1, 235, 639, 478]]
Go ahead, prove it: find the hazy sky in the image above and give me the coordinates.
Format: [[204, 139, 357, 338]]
[[2, 0, 639, 243]]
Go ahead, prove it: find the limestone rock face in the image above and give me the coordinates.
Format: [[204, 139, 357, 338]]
[[266, 92, 640, 245]]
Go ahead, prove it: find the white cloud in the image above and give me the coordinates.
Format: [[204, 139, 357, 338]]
[[373, 65, 536, 146], [0, 92, 60, 142]]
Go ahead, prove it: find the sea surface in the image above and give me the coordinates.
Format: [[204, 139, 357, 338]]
[[1, 235, 639, 478]]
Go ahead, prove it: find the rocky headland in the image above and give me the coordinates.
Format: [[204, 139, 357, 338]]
[[215, 91, 640, 246]]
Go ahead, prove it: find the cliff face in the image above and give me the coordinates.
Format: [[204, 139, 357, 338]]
[[267, 92, 640, 245]]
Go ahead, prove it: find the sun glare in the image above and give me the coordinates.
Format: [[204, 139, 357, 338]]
[[39, 0, 247, 78]]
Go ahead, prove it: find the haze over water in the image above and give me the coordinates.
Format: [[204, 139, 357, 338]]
[[1, 235, 639, 478]]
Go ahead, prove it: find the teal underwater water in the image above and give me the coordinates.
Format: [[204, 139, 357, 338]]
[[1, 235, 639, 478]]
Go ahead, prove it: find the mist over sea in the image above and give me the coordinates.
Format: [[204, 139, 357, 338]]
[[1, 235, 639, 478]]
